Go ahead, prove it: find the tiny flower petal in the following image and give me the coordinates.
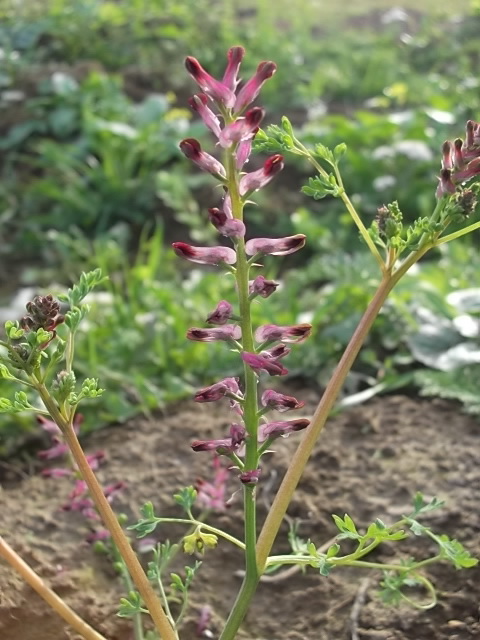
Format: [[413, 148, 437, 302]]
[[187, 325, 241, 342], [188, 94, 222, 138], [206, 300, 234, 325], [222, 46, 245, 91], [261, 390, 305, 412], [245, 234, 306, 257], [179, 138, 226, 178], [249, 275, 279, 299], [172, 242, 236, 265], [239, 154, 284, 195], [194, 377, 241, 402], [41, 467, 73, 478], [234, 61, 277, 112], [241, 352, 288, 376], [441, 140, 453, 170], [259, 418, 310, 440], [191, 438, 233, 452], [454, 138, 465, 169], [185, 57, 236, 107], [255, 323, 312, 344]]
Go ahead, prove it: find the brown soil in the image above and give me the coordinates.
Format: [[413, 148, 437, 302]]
[[0, 393, 479, 640]]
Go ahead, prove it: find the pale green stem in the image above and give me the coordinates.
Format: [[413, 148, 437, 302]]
[[433, 220, 480, 245]]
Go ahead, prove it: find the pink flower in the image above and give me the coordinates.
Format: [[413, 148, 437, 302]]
[[255, 323, 312, 344], [179, 138, 226, 178], [187, 325, 241, 342], [206, 300, 234, 325], [208, 208, 246, 238], [194, 377, 241, 403], [262, 344, 291, 360], [245, 234, 306, 256], [188, 94, 221, 138], [249, 275, 279, 299], [436, 169, 456, 199], [219, 107, 264, 148], [241, 352, 288, 376], [222, 46, 245, 91], [236, 131, 257, 170], [38, 441, 69, 460], [259, 418, 310, 440], [234, 61, 277, 113], [41, 467, 72, 478], [172, 242, 236, 265], [185, 57, 236, 107], [239, 155, 284, 195], [192, 424, 246, 454], [196, 457, 229, 511], [261, 390, 304, 412]]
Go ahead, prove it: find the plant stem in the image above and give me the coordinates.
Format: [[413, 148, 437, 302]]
[[34, 381, 177, 640], [256, 274, 395, 569], [0, 537, 107, 640], [219, 148, 259, 638]]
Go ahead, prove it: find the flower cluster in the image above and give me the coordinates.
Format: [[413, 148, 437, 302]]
[[437, 119, 480, 198], [173, 48, 311, 486]]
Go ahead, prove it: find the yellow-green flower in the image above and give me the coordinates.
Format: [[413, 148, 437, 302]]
[[183, 528, 218, 555]]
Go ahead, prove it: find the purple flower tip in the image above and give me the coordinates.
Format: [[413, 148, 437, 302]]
[[245, 234, 306, 257], [187, 325, 241, 342], [172, 242, 236, 265], [206, 300, 234, 325], [241, 352, 288, 376]]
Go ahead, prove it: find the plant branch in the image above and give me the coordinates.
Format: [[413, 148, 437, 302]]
[[33, 381, 177, 640], [0, 537, 107, 640], [256, 275, 395, 569]]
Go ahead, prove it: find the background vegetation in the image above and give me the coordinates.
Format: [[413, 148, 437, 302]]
[[0, 0, 479, 452]]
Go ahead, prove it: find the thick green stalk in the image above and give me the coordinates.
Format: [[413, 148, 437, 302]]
[[219, 150, 259, 638]]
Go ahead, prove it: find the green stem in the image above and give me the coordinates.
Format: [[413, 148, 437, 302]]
[[218, 145, 259, 639], [434, 220, 480, 245]]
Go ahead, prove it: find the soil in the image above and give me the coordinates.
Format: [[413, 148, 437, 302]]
[[0, 393, 479, 640]]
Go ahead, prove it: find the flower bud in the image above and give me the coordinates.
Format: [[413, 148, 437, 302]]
[[185, 56, 236, 107], [219, 107, 264, 148], [239, 154, 284, 195], [187, 325, 241, 342], [241, 352, 288, 376], [259, 418, 310, 440], [172, 242, 236, 265], [261, 390, 304, 412], [234, 61, 277, 113], [206, 300, 234, 325], [245, 234, 306, 256], [222, 46, 245, 91], [239, 468, 261, 485], [179, 138, 226, 178], [255, 323, 312, 344], [194, 377, 241, 403], [249, 275, 279, 299], [188, 94, 221, 138]]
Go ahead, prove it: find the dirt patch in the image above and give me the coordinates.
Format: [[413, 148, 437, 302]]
[[1, 393, 479, 639]]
